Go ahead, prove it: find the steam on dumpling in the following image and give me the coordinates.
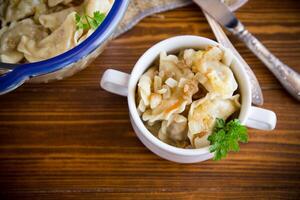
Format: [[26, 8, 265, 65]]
[[0, 19, 48, 63], [188, 93, 240, 148], [17, 12, 82, 62]]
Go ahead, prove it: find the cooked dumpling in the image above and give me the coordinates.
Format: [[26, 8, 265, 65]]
[[0, 0, 114, 63], [142, 77, 198, 123], [48, 0, 73, 7], [84, 0, 114, 15], [139, 51, 198, 123], [0, 19, 48, 63], [158, 114, 188, 147], [195, 61, 238, 98], [17, 12, 81, 62], [142, 93, 188, 123], [188, 93, 240, 148], [192, 46, 238, 98], [39, 7, 77, 31], [137, 67, 156, 111], [159, 51, 194, 81], [136, 46, 241, 149], [0, 0, 8, 24], [4, 0, 44, 23], [182, 49, 197, 68], [159, 51, 182, 80]]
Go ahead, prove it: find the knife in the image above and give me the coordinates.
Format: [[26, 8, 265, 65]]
[[194, 0, 300, 101]]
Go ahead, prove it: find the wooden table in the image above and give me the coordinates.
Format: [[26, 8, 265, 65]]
[[0, 0, 299, 199]]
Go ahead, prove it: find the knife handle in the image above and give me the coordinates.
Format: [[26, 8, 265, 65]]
[[231, 22, 300, 101]]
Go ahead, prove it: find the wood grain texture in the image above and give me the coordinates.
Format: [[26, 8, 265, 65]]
[[0, 0, 299, 199]]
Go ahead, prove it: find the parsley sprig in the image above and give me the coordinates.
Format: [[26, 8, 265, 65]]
[[208, 118, 248, 161], [75, 11, 106, 30]]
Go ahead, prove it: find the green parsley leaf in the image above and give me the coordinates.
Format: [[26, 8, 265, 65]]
[[208, 118, 248, 161], [93, 11, 106, 25], [75, 13, 81, 23], [75, 11, 106, 30]]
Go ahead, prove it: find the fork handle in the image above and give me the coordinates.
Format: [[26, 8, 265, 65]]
[[231, 22, 300, 101]]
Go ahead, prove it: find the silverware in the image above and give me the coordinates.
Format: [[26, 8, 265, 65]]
[[194, 0, 300, 101], [203, 0, 263, 105]]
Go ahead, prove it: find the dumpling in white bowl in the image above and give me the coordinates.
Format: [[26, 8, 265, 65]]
[[192, 46, 238, 98], [158, 114, 188, 147], [141, 77, 199, 123], [136, 46, 242, 149], [137, 67, 157, 112], [188, 93, 240, 148], [159, 51, 194, 81]]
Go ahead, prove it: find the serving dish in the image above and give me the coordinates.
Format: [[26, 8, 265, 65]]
[[100, 35, 276, 163], [0, 0, 129, 95]]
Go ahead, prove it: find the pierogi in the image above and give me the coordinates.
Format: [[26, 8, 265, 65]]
[[0, 0, 114, 63], [137, 46, 241, 149]]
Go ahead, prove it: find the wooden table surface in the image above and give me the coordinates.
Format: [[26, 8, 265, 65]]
[[0, 0, 299, 199]]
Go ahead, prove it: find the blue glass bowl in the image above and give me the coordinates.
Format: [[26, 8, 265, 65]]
[[0, 0, 129, 95]]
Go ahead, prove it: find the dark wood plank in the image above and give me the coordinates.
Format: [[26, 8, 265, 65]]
[[0, 0, 299, 199]]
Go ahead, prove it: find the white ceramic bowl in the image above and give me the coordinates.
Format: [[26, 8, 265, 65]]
[[101, 35, 276, 163]]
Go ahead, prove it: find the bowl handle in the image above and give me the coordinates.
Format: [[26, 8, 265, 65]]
[[245, 106, 277, 130], [100, 69, 130, 97]]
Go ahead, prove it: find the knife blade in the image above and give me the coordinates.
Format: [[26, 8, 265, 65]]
[[194, 0, 300, 101], [194, 0, 238, 29]]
